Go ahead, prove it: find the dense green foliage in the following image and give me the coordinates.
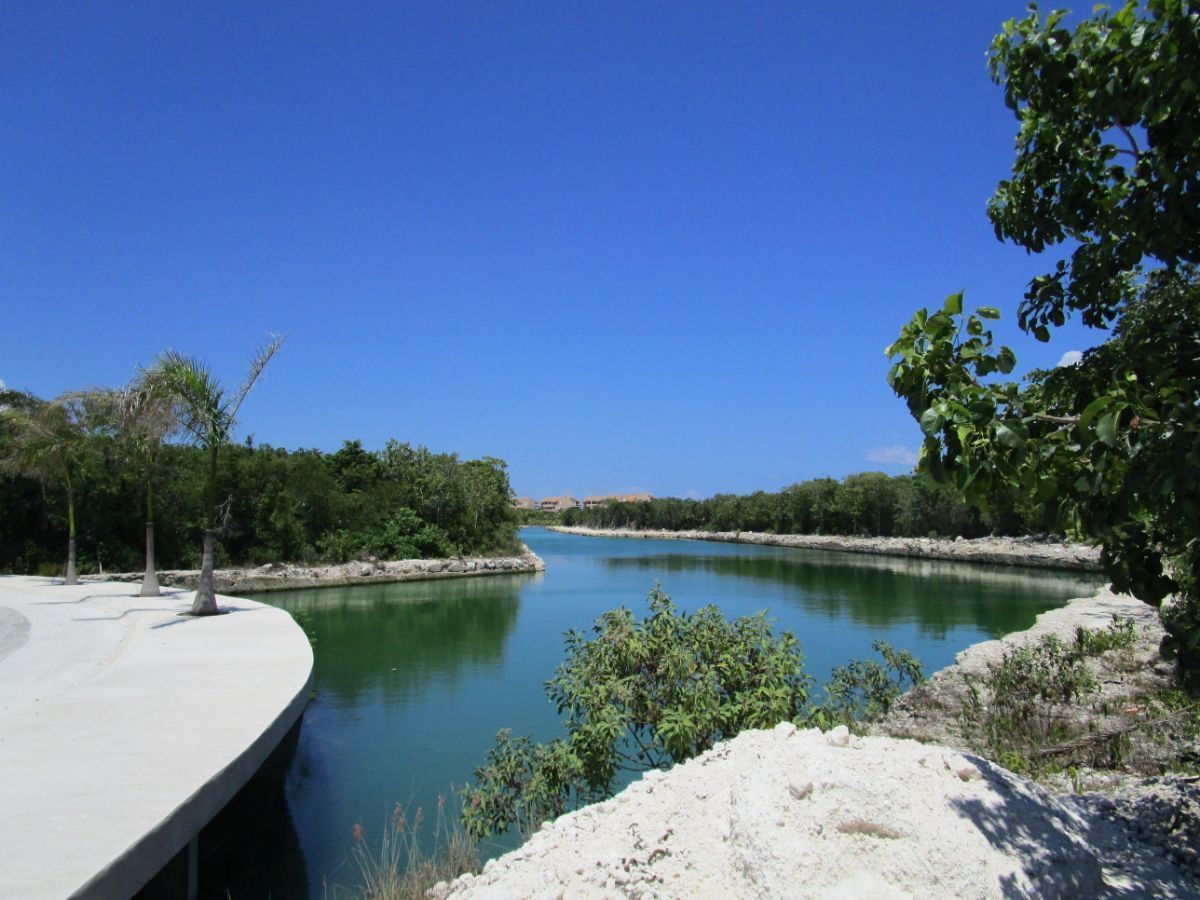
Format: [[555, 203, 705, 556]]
[[514, 508, 562, 527], [461, 590, 922, 839], [815, 641, 924, 727], [461, 588, 813, 838], [0, 392, 89, 583], [887, 1, 1200, 676], [559, 471, 1049, 538], [0, 391, 520, 574]]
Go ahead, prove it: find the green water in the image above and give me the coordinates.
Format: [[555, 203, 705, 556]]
[[199, 527, 1102, 898]]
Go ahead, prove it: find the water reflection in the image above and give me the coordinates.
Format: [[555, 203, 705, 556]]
[[253, 575, 528, 895], [602, 551, 1101, 639], [269, 575, 524, 706]]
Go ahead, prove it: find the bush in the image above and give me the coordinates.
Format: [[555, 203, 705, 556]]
[[962, 634, 1096, 760], [815, 641, 924, 727], [1074, 616, 1136, 657], [461, 587, 812, 838]]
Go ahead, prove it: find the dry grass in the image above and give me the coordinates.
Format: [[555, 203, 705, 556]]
[[329, 797, 480, 900]]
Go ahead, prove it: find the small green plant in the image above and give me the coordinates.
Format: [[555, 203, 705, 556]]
[[815, 641, 924, 727], [1074, 616, 1136, 657], [960, 633, 1097, 767]]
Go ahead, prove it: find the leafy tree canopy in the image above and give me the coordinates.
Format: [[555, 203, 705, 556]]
[[887, 1, 1200, 675], [987, 0, 1199, 333]]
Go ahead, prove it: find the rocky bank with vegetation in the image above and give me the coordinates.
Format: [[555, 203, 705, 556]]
[[435, 586, 1200, 898], [548, 526, 1102, 572], [96, 546, 545, 594]]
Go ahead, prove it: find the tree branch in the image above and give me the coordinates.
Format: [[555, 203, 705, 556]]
[[1115, 123, 1142, 162]]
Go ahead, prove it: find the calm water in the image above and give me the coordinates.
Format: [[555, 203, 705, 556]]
[[200, 527, 1102, 898]]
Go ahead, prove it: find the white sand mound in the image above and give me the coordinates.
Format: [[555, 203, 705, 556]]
[[438, 724, 1104, 899]]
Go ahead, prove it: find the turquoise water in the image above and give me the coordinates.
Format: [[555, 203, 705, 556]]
[[199, 527, 1102, 898]]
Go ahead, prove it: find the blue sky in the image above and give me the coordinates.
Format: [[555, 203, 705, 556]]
[[1, 2, 1101, 500]]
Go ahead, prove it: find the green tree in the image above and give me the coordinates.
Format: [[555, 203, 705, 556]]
[[461, 587, 811, 838], [886, 2, 1200, 676], [145, 336, 285, 614], [88, 379, 179, 595], [0, 396, 89, 584]]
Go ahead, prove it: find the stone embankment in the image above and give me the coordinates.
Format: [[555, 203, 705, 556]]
[[549, 526, 1102, 572], [98, 546, 544, 594]]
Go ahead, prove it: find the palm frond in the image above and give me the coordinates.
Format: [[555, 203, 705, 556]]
[[0, 398, 85, 484], [229, 333, 286, 421], [118, 377, 179, 449], [142, 350, 226, 448]]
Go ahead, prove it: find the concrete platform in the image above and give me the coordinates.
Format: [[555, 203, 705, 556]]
[[0, 575, 314, 899]]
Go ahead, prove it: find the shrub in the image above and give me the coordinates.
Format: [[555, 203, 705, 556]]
[[1074, 616, 1137, 657], [816, 641, 924, 727], [461, 587, 812, 838], [961, 633, 1097, 767]]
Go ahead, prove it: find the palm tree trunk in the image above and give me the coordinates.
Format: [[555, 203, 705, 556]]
[[191, 529, 219, 615], [64, 480, 78, 586], [140, 478, 160, 597], [140, 522, 161, 597]]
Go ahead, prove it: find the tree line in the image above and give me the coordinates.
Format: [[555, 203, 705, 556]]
[[0, 348, 520, 601], [557, 471, 1051, 539]]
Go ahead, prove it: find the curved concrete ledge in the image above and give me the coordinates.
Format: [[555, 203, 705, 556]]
[[0, 575, 314, 899]]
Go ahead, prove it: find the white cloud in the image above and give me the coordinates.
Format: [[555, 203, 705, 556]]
[[1056, 350, 1083, 367], [865, 445, 919, 467]]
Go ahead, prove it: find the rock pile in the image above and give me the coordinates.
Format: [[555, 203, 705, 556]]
[[436, 725, 1110, 899], [94, 547, 545, 594]]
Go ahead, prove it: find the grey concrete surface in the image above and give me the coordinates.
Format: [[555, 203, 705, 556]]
[[0, 576, 314, 899], [0, 605, 31, 663]]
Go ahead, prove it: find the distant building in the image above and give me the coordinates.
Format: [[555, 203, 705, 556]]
[[510, 497, 537, 510], [582, 495, 611, 509], [618, 492, 654, 503], [539, 496, 580, 512]]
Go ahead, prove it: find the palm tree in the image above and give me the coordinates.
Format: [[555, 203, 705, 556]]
[[0, 396, 88, 585], [144, 336, 285, 615], [86, 379, 179, 596]]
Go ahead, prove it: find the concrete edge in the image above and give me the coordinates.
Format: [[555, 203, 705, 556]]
[[71, 617, 314, 900]]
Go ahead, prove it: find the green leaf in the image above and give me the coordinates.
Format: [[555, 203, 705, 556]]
[[1096, 411, 1119, 446], [995, 420, 1028, 449], [919, 408, 944, 436], [976, 306, 1001, 319], [1032, 325, 1051, 343], [943, 292, 964, 315], [1078, 395, 1114, 431], [996, 347, 1017, 374]]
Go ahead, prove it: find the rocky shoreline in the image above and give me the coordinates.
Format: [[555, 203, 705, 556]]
[[438, 585, 1199, 897], [93, 546, 545, 595], [548, 526, 1102, 572]]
